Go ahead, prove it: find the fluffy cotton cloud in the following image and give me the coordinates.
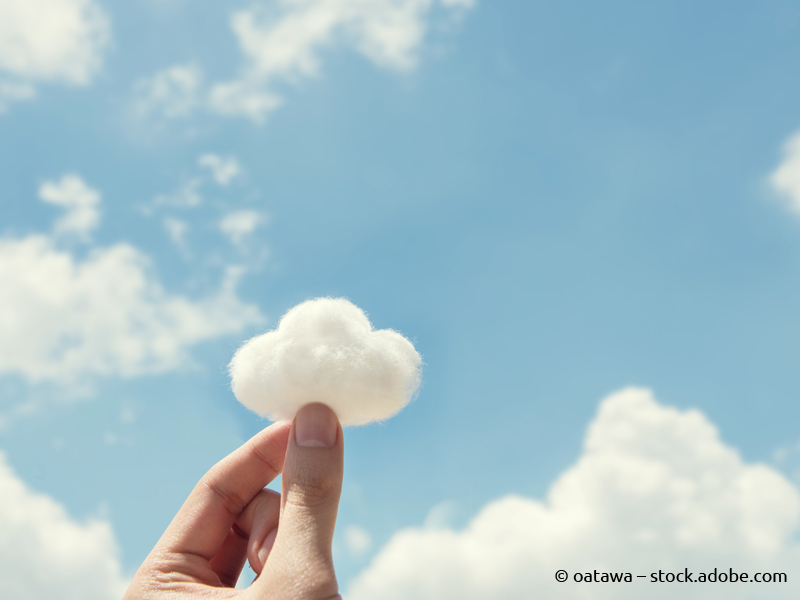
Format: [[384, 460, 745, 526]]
[[0, 451, 129, 599], [0, 177, 264, 386], [139, 0, 474, 122], [229, 297, 422, 425], [199, 153, 242, 185], [0, 0, 110, 110], [39, 174, 101, 239], [770, 130, 800, 214], [348, 388, 800, 600]]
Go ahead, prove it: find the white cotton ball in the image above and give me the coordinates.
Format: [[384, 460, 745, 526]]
[[229, 297, 422, 426]]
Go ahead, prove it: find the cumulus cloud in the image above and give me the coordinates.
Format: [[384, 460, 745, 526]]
[[0, 0, 110, 110], [348, 388, 800, 600], [199, 153, 242, 185], [0, 451, 129, 599], [229, 297, 422, 426], [137, 0, 474, 122], [39, 174, 101, 239], [0, 177, 264, 386], [770, 130, 800, 214]]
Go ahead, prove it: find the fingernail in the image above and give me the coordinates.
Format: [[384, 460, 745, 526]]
[[295, 403, 338, 448], [257, 528, 278, 569]]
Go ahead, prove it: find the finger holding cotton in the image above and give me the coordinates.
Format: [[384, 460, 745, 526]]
[[229, 298, 422, 426]]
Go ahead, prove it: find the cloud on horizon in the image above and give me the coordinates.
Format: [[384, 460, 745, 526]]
[[348, 388, 800, 600], [0, 451, 129, 599]]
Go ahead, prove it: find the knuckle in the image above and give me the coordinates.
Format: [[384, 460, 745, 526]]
[[200, 472, 249, 516], [284, 476, 338, 510], [247, 439, 284, 476]]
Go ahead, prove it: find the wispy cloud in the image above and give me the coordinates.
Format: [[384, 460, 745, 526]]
[[152, 177, 203, 210], [139, 154, 269, 268], [220, 209, 267, 248], [39, 174, 101, 240], [134, 63, 203, 119], [136, 0, 475, 123], [163, 216, 190, 257], [199, 153, 242, 186], [0, 0, 111, 111]]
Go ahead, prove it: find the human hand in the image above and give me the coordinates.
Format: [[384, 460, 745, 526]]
[[123, 403, 344, 599]]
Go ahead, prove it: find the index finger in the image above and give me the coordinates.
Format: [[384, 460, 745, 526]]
[[157, 420, 292, 561]]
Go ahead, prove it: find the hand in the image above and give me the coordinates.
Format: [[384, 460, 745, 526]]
[[124, 403, 344, 599]]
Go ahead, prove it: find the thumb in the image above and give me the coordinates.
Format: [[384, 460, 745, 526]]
[[254, 403, 343, 599]]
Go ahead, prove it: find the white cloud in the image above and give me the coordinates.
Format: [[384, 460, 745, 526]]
[[39, 174, 101, 239], [0, 0, 110, 110], [348, 388, 800, 600], [220, 209, 266, 247], [207, 76, 282, 122], [0, 177, 264, 386], [153, 177, 203, 209], [0, 451, 129, 599], [134, 63, 203, 119], [228, 0, 475, 75], [138, 0, 474, 122], [199, 153, 242, 186], [345, 524, 373, 558], [770, 130, 800, 214]]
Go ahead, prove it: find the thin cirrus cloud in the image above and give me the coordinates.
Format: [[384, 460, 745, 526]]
[[0, 174, 263, 388], [348, 388, 800, 600], [769, 129, 800, 214], [136, 0, 475, 123], [0, 0, 110, 111], [0, 451, 129, 599]]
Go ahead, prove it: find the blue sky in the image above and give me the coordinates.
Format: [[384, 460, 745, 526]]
[[3, 0, 800, 598]]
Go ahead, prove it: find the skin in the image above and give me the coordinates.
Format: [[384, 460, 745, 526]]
[[124, 403, 344, 600]]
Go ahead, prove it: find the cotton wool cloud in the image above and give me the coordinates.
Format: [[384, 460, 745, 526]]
[[229, 298, 422, 426]]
